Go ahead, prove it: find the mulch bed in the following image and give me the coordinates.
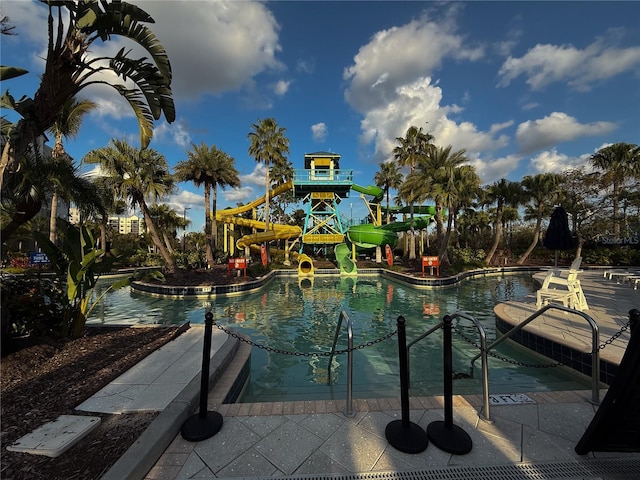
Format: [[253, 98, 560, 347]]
[[1, 326, 184, 480]]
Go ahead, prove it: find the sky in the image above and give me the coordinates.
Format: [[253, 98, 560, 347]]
[[2, 1, 639, 232]]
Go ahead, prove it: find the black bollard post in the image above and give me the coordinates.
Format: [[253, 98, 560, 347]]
[[427, 315, 472, 454], [181, 312, 223, 442], [385, 316, 429, 453]]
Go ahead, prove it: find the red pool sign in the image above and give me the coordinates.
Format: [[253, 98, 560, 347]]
[[421, 256, 439, 277]]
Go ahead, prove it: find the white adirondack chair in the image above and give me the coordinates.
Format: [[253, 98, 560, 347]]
[[536, 257, 589, 311]]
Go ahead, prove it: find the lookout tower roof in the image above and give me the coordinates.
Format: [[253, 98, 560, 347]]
[[304, 152, 341, 170]]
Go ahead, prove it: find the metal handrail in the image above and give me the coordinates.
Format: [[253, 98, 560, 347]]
[[328, 310, 355, 417], [407, 312, 492, 422], [470, 304, 600, 404]]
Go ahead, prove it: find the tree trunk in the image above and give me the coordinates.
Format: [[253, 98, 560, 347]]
[[140, 200, 176, 273], [49, 190, 59, 244], [204, 184, 214, 268], [439, 204, 455, 267], [485, 205, 503, 265], [212, 185, 218, 251], [517, 217, 543, 265], [100, 221, 107, 256], [264, 167, 271, 232], [264, 166, 271, 262], [408, 201, 416, 260], [435, 202, 446, 255], [163, 231, 174, 254]]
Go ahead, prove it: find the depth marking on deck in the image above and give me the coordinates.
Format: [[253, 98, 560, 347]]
[[489, 393, 535, 405]]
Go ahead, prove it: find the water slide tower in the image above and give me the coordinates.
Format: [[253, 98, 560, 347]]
[[293, 152, 353, 253]]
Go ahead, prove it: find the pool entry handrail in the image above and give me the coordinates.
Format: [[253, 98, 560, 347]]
[[407, 312, 492, 422], [328, 310, 355, 417], [470, 304, 601, 405]]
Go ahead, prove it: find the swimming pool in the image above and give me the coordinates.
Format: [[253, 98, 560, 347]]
[[88, 272, 590, 402]]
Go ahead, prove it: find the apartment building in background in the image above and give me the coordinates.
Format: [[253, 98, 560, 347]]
[[68, 208, 144, 236]]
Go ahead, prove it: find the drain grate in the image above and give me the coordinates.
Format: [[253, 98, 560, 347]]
[[241, 458, 640, 480]]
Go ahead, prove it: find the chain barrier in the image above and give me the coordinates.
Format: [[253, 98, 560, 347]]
[[210, 318, 397, 357], [452, 319, 632, 369], [210, 314, 630, 369]]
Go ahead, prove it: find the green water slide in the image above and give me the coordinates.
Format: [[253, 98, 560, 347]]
[[334, 243, 357, 275], [346, 214, 435, 249], [351, 184, 384, 202], [347, 183, 436, 249]]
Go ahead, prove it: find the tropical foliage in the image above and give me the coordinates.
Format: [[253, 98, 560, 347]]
[[83, 139, 177, 272], [374, 162, 403, 225], [248, 118, 290, 235], [33, 220, 129, 338], [47, 97, 97, 244], [393, 125, 434, 259], [1, 0, 175, 238], [174, 143, 240, 266]]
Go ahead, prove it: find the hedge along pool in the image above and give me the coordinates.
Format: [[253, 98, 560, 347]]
[[87, 273, 590, 402]]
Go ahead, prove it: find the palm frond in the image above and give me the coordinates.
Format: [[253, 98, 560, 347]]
[[110, 50, 175, 122]]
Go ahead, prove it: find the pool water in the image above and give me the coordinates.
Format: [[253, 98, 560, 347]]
[[88, 273, 590, 402]]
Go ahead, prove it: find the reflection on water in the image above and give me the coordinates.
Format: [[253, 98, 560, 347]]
[[88, 273, 589, 402]]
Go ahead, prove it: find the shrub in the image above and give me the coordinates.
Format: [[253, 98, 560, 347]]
[[449, 246, 486, 270], [0, 275, 66, 343]]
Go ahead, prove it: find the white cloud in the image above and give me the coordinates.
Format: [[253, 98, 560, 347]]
[[241, 163, 267, 187], [311, 123, 328, 142], [340, 8, 518, 168], [166, 189, 203, 212], [223, 186, 255, 204], [272, 80, 291, 96], [343, 11, 484, 112], [515, 112, 616, 154], [154, 120, 192, 149], [142, 0, 284, 99], [469, 154, 523, 185], [498, 38, 640, 91], [528, 148, 586, 174], [296, 58, 315, 74], [354, 77, 508, 165]]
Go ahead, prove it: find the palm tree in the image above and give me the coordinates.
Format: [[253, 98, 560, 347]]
[[402, 145, 468, 263], [174, 143, 240, 267], [47, 97, 97, 244], [270, 158, 295, 225], [1, 146, 99, 241], [517, 173, 563, 265], [374, 162, 403, 224], [247, 118, 290, 236], [87, 175, 126, 255], [148, 204, 186, 254], [83, 139, 177, 273], [557, 167, 599, 258], [393, 125, 434, 259], [589, 142, 640, 237], [440, 164, 481, 260], [484, 179, 522, 265], [1, 0, 175, 234]]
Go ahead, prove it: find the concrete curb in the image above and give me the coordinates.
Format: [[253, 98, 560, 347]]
[[101, 332, 240, 480]]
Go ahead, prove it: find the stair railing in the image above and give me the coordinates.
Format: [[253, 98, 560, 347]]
[[408, 312, 491, 421], [328, 310, 355, 416], [470, 304, 600, 404]]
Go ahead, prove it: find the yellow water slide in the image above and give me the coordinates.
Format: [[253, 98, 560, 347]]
[[216, 181, 302, 249]]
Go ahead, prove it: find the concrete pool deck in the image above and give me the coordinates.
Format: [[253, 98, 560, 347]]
[[94, 269, 639, 479]]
